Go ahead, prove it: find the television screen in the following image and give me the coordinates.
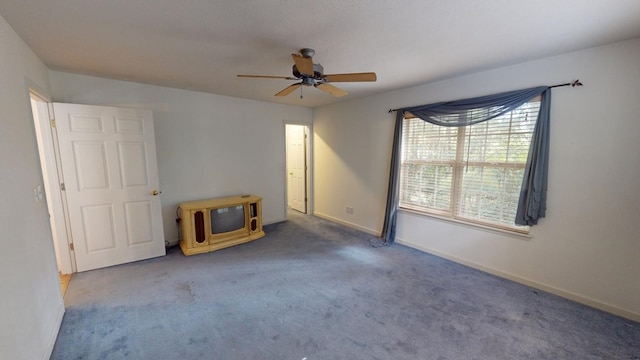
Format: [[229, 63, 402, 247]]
[[210, 205, 245, 234]]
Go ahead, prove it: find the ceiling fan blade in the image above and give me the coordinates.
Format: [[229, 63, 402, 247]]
[[324, 72, 377, 82], [315, 83, 347, 97], [291, 53, 314, 76], [275, 83, 302, 97], [237, 74, 298, 80]]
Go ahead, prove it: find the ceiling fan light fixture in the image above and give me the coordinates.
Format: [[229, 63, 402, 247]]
[[237, 48, 376, 98], [292, 63, 324, 80], [301, 77, 315, 86]]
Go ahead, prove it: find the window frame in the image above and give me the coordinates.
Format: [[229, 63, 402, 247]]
[[398, 99, 541, 235]]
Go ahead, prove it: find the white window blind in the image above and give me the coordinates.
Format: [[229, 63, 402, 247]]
[[399, 100, 540, 232]]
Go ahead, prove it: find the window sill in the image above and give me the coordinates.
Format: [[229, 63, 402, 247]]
[[398, 207, 533, 240]]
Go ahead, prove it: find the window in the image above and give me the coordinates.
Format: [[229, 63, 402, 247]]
[[399, 99, 540, 233]]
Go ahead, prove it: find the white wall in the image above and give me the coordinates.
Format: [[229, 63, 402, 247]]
[[50, 72, 312, 246], [313, 38, 640, 321], [0, 14, 64, 360]]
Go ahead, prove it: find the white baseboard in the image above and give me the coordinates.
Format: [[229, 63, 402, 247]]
[[395, 237, 640, 323], [43, 303, 65, 360], [264, 217, 286, 226], [312, 211, 381, 237]]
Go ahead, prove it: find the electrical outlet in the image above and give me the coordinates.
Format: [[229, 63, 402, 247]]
[[33, 184, 44, 203], [345, 206, 354, 214]]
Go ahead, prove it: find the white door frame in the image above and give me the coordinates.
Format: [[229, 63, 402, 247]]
[[30, 91, 75, 274], [284, 121, 312, 216]]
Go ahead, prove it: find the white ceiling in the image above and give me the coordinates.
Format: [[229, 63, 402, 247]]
[[2, 0, 640, 108]]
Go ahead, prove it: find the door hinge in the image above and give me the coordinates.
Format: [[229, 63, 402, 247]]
[[69, 243, 74, 251], [60, 182, 66, 191], [50, 119, 56, 127]]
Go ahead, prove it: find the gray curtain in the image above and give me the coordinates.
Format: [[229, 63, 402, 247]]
[[383, 86, 551, 244], [381, 111, 404, 243], [515, 89, 551, 225]]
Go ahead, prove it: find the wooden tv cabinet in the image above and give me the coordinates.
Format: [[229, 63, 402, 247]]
[[178, 195, 265, 256]]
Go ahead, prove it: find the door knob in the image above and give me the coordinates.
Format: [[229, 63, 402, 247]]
[[152, 190, 161, 196]]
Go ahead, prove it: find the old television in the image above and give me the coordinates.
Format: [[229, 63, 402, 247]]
[[178, 194, 265, 256]]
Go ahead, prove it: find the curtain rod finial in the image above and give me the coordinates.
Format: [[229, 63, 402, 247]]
[[572, 79, 583, 87]]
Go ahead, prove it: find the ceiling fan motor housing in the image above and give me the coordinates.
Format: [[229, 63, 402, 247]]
[[292, 63, 324, 82], [299, 48, 316, 58]]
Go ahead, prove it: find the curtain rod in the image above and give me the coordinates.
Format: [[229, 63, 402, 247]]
[[387, 79, 583, 113], [548, 79, 583, 88]]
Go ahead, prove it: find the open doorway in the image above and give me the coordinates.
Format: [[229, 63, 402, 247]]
[[285, 123, 310, 216], [30, 91, 74, 295], [30, 92, 74, 275]]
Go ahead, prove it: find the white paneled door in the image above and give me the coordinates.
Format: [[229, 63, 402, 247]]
[[53, 103, 165, 272], [286, 124, 307, 213]]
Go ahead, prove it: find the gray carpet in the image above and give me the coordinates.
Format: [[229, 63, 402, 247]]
[[52, 212, 639, 359]]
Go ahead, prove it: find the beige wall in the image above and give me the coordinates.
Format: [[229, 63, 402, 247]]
[[0, 14, 64, 360], [313, 38, 640, 320]]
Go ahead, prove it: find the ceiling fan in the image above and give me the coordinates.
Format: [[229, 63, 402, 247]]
[[237, 48, 377, 98]]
